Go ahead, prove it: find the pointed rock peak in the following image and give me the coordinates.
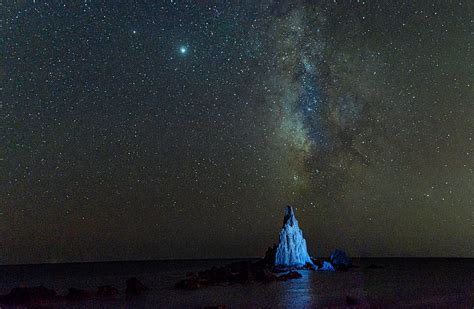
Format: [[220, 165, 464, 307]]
[[275, 205, 314, 268], [283, 205, 297, 227]]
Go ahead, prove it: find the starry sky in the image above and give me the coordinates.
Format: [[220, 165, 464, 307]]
[[1, 1, 473, 264]]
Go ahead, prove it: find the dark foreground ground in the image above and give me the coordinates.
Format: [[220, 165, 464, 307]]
[[0, 258, 472, 308]]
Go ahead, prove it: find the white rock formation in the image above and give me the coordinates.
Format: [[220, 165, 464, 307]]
[[275, 206, 315, 268]]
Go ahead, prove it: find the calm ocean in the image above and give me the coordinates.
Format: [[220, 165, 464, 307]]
[[0, 258, 472, 308]]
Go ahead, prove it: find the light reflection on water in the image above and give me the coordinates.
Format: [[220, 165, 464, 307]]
[[0, 259, 472, 307], [278, 270, 314, 307]]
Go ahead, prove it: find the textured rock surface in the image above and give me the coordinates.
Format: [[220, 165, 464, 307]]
[[275, 206, 314, 268], [329, 249, 352, 269]]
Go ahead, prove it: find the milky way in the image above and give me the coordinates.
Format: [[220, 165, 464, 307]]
[[1, 1, 472, 264], [265, 6, 387, 203]]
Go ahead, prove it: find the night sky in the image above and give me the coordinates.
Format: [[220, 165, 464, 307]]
[[1, 1, 472, 264]]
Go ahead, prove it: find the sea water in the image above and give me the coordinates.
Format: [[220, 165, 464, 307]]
[[0, 258, 472, 308]]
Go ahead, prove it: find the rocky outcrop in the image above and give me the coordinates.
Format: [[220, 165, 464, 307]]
[[174, 206, 354, 289], [318, 261, 336, 271], [0, 278, 148, 305], [263, 244, 277, 265], [0, 286, 57, 305], [276, 271, 303, 281], [96, 285, 119, 296], [275, 206, 315, 269], [310, 258, 336, 271], [175, 259, 278, 289], [65, 288, 92, 301], [329, 249, 352, 270]]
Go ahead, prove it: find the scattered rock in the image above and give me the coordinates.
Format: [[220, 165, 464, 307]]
[[311, 258, 324, 269], [65, 288, 91, 301], [262, 244, 277, 266], [0, 286, 57, 305], [125, 277, 148, 295], [175, 259, 278, 289], [329, 249, 352, 270], [199, 265, 234, 284], [174, 208, 355, 289], [317, 261, 336, 272], [175, 277, 201, 289], [277, 271, 302, 281], [96, 285, 119, 297]]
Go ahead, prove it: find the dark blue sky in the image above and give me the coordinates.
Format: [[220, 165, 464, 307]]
[[1, 1, 472, 264]]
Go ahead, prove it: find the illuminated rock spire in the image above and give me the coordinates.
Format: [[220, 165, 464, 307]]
[[275, 206, 314, 268]]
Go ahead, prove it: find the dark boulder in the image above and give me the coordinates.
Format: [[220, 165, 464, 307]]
[[329, 249, 352, 269], [175, 276, 202, 289], [176, 259, 278, 289], [0, 286, 57, 305], [125, 277, 148, 295], [311, 258, 323, 268], [96, 285, 119, 296], [198, 266, 233, 285], [318, 261, 335, 271], [277, 271, 302, 281], [262, 244, 277, 266]]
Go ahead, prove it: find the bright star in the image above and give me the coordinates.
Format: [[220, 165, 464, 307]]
[[179, 46, 188, 54]]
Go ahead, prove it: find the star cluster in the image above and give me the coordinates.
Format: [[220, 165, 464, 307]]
[[1, 1, 472, 264]]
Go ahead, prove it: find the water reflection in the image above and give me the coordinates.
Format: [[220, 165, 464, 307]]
[[278, 270, 316, 307]]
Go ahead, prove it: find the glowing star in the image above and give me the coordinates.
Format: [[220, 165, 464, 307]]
[[179, 46, 188, 54]]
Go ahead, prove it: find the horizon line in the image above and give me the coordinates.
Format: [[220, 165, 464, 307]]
[[2, 256, 473, 267]]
